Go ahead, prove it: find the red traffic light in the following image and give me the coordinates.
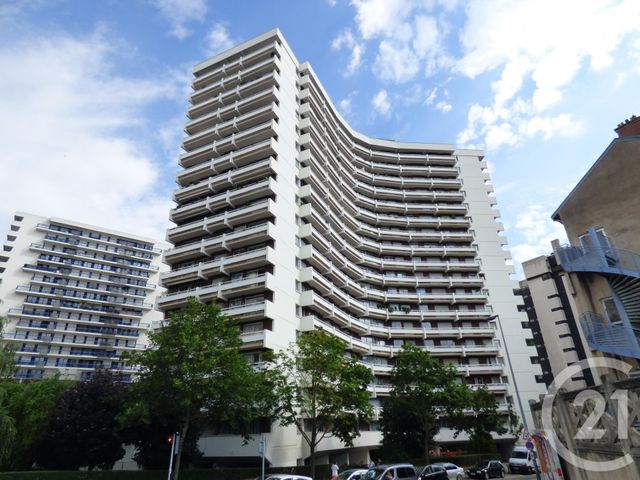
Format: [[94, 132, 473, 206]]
[[167, 435, 173, 444]]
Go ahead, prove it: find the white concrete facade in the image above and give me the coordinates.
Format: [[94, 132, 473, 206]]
[[159, 28, 544, 466], [0, 212, 167, 382]]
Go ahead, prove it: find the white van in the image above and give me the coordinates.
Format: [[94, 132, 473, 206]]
[[508, 446, 537, 474]]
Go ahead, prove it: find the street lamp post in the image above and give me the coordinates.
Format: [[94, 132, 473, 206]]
[[489, 314, 542, 480]]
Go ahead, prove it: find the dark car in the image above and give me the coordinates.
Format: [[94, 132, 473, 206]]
[[466, 460, 506, 479], [418, 464, 448, 480]]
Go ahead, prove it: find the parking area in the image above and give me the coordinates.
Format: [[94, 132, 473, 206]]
[[504, 474, 536, 480]]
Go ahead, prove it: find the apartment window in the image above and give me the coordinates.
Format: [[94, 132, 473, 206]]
[[602, 297, 622, 324], [530, 356, 540, 364], [525, 338, 536, 347]]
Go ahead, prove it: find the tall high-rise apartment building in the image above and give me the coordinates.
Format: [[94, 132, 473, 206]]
[[158, 29, 544, 466], [0, 212, 167, 382]]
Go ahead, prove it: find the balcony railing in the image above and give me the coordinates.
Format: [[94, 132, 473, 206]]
[[556, 245, 640, 276], [580, 311, 640, 359]]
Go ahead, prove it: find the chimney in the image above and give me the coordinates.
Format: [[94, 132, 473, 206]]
[[615, 115, 640, 137]]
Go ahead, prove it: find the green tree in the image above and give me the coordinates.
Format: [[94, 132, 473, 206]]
[[33, 371, 127, 470], [381, 345, 468, 463], [450, 386, 520, 453], [0, 317, 17, 466], [0, 389, 16, 467], [269, 331, 373, 479], [121, 412, 203, 469], [0, 317, 16, 378], [0, 377, 72, 470], [125, 298, 273, 480]]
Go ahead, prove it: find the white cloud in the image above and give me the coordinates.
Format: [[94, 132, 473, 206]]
[[425, 87, 437, 105], [153, 0, 207, 39], [372, 89, 391, 115], [338, 90, 360, 116], [0, 31, 179, 241], [206, 22, 235, 56], [455, 0, 640, 149], [339, 98, 352, 115], [374, 40, 420, 82], [510, 204, 567, 267], [331, 30, 365, 75], [343, 0, 640, 149], [351, 0, 416, 40], [349, 1, 451, 83], [0, 0, 44, 23], [435, 100, 452, 113]]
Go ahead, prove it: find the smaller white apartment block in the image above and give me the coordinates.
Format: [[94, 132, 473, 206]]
[[0, 212, 168, 382]]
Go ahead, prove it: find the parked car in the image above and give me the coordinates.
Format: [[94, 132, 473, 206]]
[[264, 475, 312, 480], [430, 463, 464, 480], [466, 460, 506, 479], [363, 463, 418, 480], [418, 464, 448, 479], [338, 468, 369, 480]]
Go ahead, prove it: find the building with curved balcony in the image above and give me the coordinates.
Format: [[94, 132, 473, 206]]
[[159, 28, 544, 467], [0, 212, 168, 382]]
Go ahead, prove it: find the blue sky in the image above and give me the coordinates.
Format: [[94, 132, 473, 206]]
[[1, 0, 639, 277]]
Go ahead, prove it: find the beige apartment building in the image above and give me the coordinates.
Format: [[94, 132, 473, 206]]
[[526, 117, 640, 480], [552, 116, 640, 365], [158, 28, 544, 466]]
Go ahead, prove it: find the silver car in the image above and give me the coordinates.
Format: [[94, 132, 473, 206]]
[[363, 463, 418, 480], [338, 469, 369, 480], [430, 463, 464, 480]]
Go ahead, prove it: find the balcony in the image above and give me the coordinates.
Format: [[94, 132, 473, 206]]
[[556, 245, 640, 277], [159, 272, 273, 309], [169, 177, 275, 224], [192, 41, 279, 91], [186, 86, 278, 135], [190, 56, 277, 107], [164, 222, 273, 264], [161, 246, 273, 287], [240, 328, 276, 350], [221, 299, 274, 321], [35, 224, 160, 254], [22, 264, 155, 289], [174, 157, 276, 204], [28, 275, 148, 299], [580, 312, 640, 359], [176, 137, 277, 187], [166, 198, 275, 243], [30, 243, 157, 272], [178, 119, 277, 168], [187, 71, 279, 120]]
